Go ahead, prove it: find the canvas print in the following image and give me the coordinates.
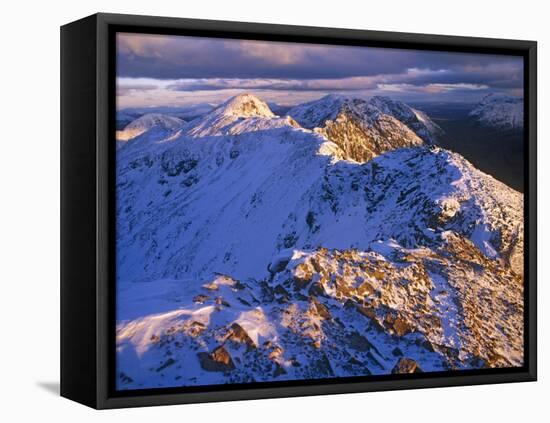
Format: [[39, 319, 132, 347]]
[[115, 32, 525, 391]]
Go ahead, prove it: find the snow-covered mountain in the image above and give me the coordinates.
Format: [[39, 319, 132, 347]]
[[287, 94, 350, 129], [185, 93, 301, 138], [469, 93, 524, 130], [368, 96, 443, 144], [117, 103, 215, 124], [116, 113, 185, 145], [115, 93, 524, 390], [288, 95, 442, 162]]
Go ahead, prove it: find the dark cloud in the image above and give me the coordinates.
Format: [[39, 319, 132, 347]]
[[117, 33, 523, 90], [166, 78, 375, 92], [116, 33, 524, 106]]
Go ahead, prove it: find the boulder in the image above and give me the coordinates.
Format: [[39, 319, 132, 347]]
[[293, 262, 314, 289], [308, 282, 327, 297], [215, 296, 231, 307], [226, 322, 256, 348], [193, 294, 209, 304], [356, 305, 377, 319], [187, 321, 206, 337], [347, 331, 373, 352], [391, 357, 423, 374], [357, 280, 375, 297], [393, 317, 412, 336], [197, 346, 235, 372], [311, 297, 331, 319]]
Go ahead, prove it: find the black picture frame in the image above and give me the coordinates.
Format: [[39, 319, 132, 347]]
[[61, 12, 537, 409]]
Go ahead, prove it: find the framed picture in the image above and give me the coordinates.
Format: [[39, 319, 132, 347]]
[[60, 13, 537, 409]]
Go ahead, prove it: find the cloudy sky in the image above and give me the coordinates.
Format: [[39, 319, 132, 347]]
[[116, 32, 524, 109]]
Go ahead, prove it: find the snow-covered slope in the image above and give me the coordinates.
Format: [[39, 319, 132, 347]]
[[287, 94, 350, 129], [115, 93, 524, 390], [469, 93, 524, 129], [368, 96, 443, 144], [116, 113, 185, 143]]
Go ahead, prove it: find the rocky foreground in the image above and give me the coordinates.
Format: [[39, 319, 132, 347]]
[[117, 235, 522, 389]]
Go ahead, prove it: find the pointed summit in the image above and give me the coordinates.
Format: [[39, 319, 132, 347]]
[[185, 93, 300, 138], [216, 93, 275, 119]]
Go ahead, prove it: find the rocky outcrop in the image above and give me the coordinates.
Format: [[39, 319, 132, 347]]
[[392, 357, 423, 374], [225, 323, 256, 349], [197, 346, 235, 372], [315, 108, 424, 162]]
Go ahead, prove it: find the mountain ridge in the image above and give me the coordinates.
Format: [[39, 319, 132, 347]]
[[114, 93, 524, 389], [116, 113, 185, 143], [287, 94, 442, 162]]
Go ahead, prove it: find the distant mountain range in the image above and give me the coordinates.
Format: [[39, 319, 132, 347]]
[[115, 93, 524, 390], [116, 113, 185, 143], [469, 93, 523, 130], [116, 103, 215, 129]]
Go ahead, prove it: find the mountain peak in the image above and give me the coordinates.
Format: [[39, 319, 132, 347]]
[[287, 94, 358, 129], [368, 96, 442, 144], [216, 93, 275, 118], [185, 93, 298, 137], [116, 113, 184, 141], [319, 93, 350, 103], [469, 93, 523, 129]]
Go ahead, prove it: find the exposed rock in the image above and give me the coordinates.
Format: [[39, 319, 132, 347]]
[[156, 358, 176, 372], [273, 284, 290, 298], [357, 280, 375, 297], [197, 346, 235, 372], [311, 297, 331, 319], [269, 257, 291, 274], [202, 282, 218, 291], [311, 354, 334, 377], [308, 282, 327, 297], [193, 294, 209, 304], [347, 331, 373, 352], [226, 322, 256, 348], [119, 372, 134, 384], [356, 305, 377, 319], [293, 262, 313, 289], [273, 363, 287, 377], [215, 296, 231, 307], [393, 317, 413, 337], [185, 321, 206, 337], [391, 357, 423, 374], [268, 345, 284, 361], [392, 347, 404, 357]]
